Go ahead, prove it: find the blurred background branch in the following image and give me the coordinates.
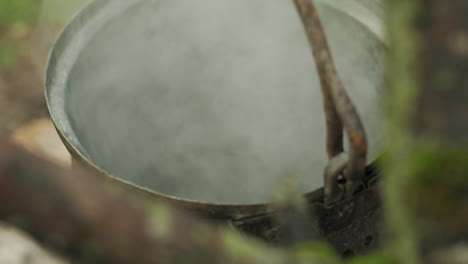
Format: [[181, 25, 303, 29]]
[[386, 0, 468, 263], [0, 140, 339, 264]]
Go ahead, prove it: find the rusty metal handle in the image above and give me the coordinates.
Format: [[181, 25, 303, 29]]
[[293, 0, 368, 205]]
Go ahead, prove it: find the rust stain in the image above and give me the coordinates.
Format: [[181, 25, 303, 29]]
[[349, 131, 367, 151]]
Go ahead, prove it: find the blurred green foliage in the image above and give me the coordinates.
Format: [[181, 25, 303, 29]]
[[294, 242, 341, 264], [0, 0, 87, 68], [347, 253, 397, 264], [40, 0, 88, 21], [0, 0, 40, 24], [0, 0, 40, 68]]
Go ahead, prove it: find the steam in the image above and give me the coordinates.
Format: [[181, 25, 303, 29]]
[[65, 0, 385, 204]]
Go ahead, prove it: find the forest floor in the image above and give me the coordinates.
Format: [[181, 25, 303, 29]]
[[0, 23, 71, 263], [0, 25, 58, 137]]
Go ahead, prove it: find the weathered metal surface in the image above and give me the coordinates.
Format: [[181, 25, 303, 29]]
[[46, 0, 384, 219], [233, 162, 382, 256], [44, 0, 384, 255]]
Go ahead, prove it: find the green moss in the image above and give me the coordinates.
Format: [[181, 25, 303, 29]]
[[347, 253, 397, 264], [406, 143, 468, 230], [0, 0, 39, 24], [293, 242, 340, 264], [385, 0, 468, 261], [384, 0, 423, 263]]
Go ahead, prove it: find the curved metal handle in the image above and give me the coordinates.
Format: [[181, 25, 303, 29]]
[[293, 0, 368, 206]]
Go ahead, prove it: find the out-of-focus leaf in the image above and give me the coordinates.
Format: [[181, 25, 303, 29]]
[[293, 242, 341, 263], [0, 0, 40, 68], [346, 253, 397, 264], [0, 0, 40, 24]]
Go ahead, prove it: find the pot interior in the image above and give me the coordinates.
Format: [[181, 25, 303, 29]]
[[54, 0, 385, 204]]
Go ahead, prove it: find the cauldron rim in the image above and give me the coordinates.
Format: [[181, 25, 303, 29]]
[[44, 0, 385, 218]]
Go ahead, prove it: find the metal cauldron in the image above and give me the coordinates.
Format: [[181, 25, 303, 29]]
[[45, 0, 385, 223]]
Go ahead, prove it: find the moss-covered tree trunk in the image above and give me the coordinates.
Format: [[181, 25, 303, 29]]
[[386, 0, 468, 263]]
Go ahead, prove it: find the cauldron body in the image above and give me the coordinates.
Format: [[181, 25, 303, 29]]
[[45, 0, 385, 219]]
